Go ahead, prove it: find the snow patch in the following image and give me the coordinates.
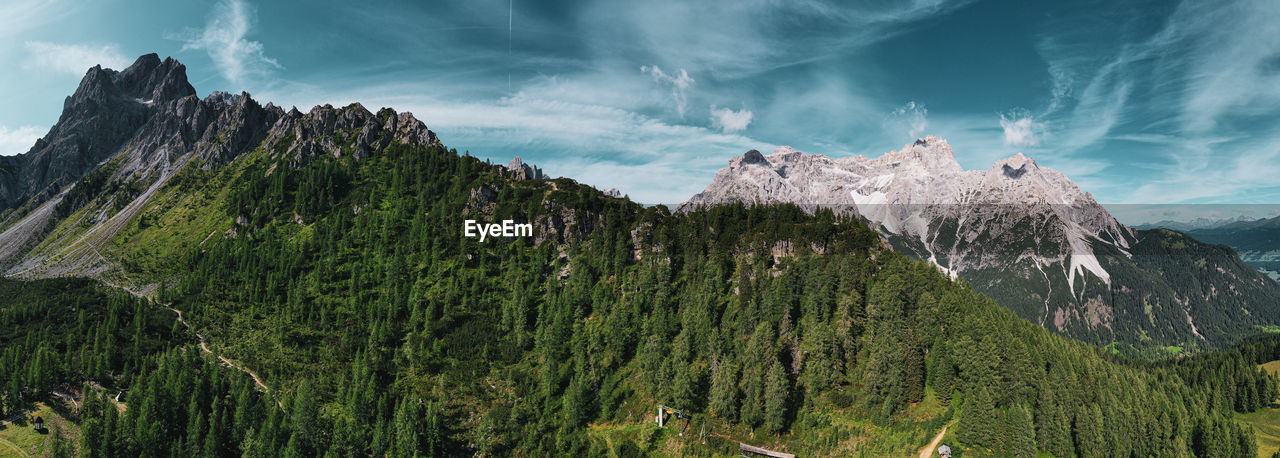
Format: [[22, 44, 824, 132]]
[[1065, 226, 1110, 293]]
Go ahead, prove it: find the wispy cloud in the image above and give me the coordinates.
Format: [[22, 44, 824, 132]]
[[709, 105, 753, 133], [176, 0, 282, 85], [0, 0, 72, 41], [641, 65, 694, 117], [1169, 0, 1280, 134], [886, 101, 929, 139], [585, 1, 978, 78], [0, 125, 42, 156], [1000, 109, 1044, 147], [23, 41, 130, 75]]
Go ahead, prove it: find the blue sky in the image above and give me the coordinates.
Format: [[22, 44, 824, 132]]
[[3, 0, 1280, 218]]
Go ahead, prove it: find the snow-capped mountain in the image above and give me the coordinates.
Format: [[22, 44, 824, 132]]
[[681, 137, 1280, 353]]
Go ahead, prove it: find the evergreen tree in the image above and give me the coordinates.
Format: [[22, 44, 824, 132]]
[[709, 359, 740, 422], [1005, 404, 1037, 456], [958, 386, 995, 449], [1035, 385, 1071, 456], [764, 357, 790, 434], [1074, 404, 1106, 457]]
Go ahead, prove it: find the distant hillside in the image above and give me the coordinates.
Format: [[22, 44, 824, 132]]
[[1189, 215, 1280, 281], [1132, 215, 1257, 232]]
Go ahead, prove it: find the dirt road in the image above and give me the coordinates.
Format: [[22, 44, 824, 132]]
[[918, 420, 956, 458]]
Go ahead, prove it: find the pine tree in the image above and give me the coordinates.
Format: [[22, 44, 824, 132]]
[[764, 357, 790, 434], [1005, 404, 1037, 456], [929, 343, 955, 405], [958, 386, 995, 449], [709, 359, 740, 422], [1074, 404, 1105, 457]]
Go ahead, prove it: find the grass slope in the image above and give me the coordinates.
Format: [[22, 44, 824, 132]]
[[0, 402, 76, 457], [1242, 360, 1280, 457]]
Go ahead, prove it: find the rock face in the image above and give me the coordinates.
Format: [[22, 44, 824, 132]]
[[0, 54, 195, 213], [681, 136, 1280, 351], [504, 157, 546, 180], [0, 54, 445, 285], [682, 137, 1129, 285]]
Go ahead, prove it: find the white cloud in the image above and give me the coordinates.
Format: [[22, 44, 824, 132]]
[[326, 86, 767, 205], [177, 0, 282, 85], [24, 41, 131, 75], [641, 65, 694, 117], [1000, 110, 1044, 147], [887, 101, 928, 139], [0, 125, 43, 156], [709, 105, 753, 133]]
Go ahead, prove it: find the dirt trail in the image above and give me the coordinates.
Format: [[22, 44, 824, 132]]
[[162, 304, 284, 409], [50, 390, 78, 409], [918, 420, 956, 458]]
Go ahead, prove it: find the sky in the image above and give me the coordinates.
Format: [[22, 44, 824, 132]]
[[2, 0, 1280, 222]]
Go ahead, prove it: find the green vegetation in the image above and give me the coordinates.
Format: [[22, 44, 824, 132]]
[[968, 225, 1280, 358], [1263, 360, 1280, 377], [0, 278, 188, 419], [6, 133, 1280, 455], [1241, 403, 1280, 457], [0, 402, 77, 457], [1244, 360, 1280, 458]]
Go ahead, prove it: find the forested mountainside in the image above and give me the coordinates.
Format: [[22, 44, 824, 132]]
[[1189, 215, 1280, 281], [1, 115, 1278, 455], [680, 143, 1280, 357], [1, 55, 1279, 456]]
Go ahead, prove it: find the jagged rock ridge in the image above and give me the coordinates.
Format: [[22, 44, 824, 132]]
[[0, 54, 443, 289]]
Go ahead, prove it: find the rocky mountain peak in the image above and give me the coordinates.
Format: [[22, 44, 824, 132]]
[[203, 91, 241, 107], [0, 55, 206, 211], [882, 135, 963, 175], [992, 152, 1037, 179], [115, 53, 196, 104], [742, 149, 768, 165], [682, 138, 1135, 292]]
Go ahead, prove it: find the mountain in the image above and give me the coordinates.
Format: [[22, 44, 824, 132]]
[[1189, 215, 1280, 281], [0, 54, 1275, 456], [0, 54, 194, 216], [0, 54, 440, 291], [1133, 215, 1257, 232], [682, 137, 1280, 354]]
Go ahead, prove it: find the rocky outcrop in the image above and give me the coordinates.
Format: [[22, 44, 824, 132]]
[[505, 157, 545, 180]]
